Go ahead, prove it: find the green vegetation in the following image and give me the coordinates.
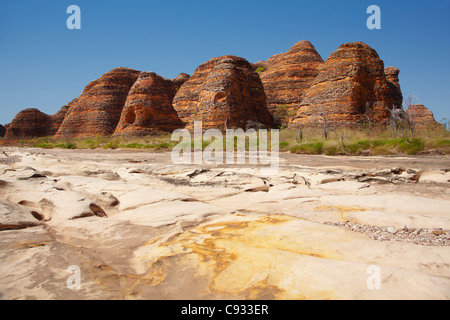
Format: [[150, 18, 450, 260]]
[[255, 67, 266, 74], [54, 142, 77, 149], [277, 124, 450, 156], [278, 141, 290, 151], [11, 124, 450, 156], [290, 142, 324, 155]]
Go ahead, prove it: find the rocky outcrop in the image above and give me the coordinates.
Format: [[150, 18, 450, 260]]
[[385, 67, 403, 109], [49, 105, 70, 136], [292, 42, 399, 126], [406, 104, 438, 127], [257, 41, 324, 124], [55, 68, 141, 138], [114, 72, 184, 136], [173, 55, 273, 129], [3, 107, 69, 140], [172, 73, 190, 91], [0, 125, 5, 138], [7, 40, 441, 138], [4, 109, 51, 139]]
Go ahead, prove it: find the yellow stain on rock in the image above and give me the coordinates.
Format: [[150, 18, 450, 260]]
[[133, 214, 346, 299], [16, 241, 48, 249], [314, 205, 365, 222]]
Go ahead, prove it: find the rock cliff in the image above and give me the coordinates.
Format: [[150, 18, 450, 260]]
[[3, 106, 69, 140], [406, 104, 438, 127], [257, 41, 324, 124], [114, 72, 184, 136], [0, 125, 5, 138], [5, 40, 440, 140], [385, 67, 403, 109], [173, 55, 274, 130], [292, 42, 399, 126], [55, 68, 141, 138]]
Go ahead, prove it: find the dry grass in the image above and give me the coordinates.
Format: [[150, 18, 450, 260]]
[[280, 125, 450, 155], [13, 125, 450, 156]]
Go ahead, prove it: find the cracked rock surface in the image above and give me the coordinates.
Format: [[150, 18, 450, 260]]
[[0, 148, 449, 300]]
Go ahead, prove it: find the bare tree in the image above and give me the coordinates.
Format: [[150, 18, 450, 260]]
[[317, 104, 329, 140], [441, 118, 450, 131], [387, 104, 415, 138], [407, 108, 416, 137], [405, 95, 418, 137], [364, 101, 372, 134], [297, 127, 303, 142], [388, 105, 403, 134]]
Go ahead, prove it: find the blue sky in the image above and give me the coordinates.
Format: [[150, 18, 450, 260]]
[[1, 0, 449, 125]]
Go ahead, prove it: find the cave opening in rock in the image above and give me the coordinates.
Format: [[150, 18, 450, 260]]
[[124, 107, 136, 125]]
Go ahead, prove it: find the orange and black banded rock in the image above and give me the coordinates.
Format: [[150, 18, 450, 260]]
[[292, 42, 398, 126], [3, 106, 69, 140], [406, 104, 438, 127], [55, 67, 141, 138], [173, 55, 273, 130], [385, 67, 403, 110], [257, 41, 324, 122], [114, 72, 184, 136], [172, 73, 191, 91]]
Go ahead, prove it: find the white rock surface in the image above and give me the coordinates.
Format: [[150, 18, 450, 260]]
[[0, 148, 449, 300]]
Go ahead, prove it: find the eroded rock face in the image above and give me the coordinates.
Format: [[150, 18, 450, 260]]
[[1, 149, 449, 300], [0, 125, 5, 138], [406, 104, 438, 127], [257, 41, 324, 123], [55, 68, 141, 138], [385, 67, 403, 109], [173, 55, 274, 129], [172, 73, 191, 91], [114, 72, 184, 136], [49, 105, 70, 136], [4, 109, 50, 140], [3, 107, 68, 140], [292, 42, 397, 126]]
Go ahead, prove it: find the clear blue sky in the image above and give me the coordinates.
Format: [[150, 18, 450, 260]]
[[1, 0, 449, 125]]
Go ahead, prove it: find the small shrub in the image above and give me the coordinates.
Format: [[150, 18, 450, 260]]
[[147, 142, 173, 151], [123, 143, 144, 149], [325, 145, 339, 156], [290, 142, 324, 155], [81, 138, 98, 149], [103, 139, 121, 149], [34, 143, 54, 149], [371, 139, 387, 147], [55, 142, 77, 149], [357, 140, 371, 149], [345, 143, 361, 155], [279, 141, 290, 150], [158, 142, 172, 150], [436, 139, 450, 147], [255, 67, 266, 73], [397, 138, 424, 155]]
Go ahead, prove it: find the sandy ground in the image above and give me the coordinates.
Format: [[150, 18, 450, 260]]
[[0, 147, 449, 300]]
